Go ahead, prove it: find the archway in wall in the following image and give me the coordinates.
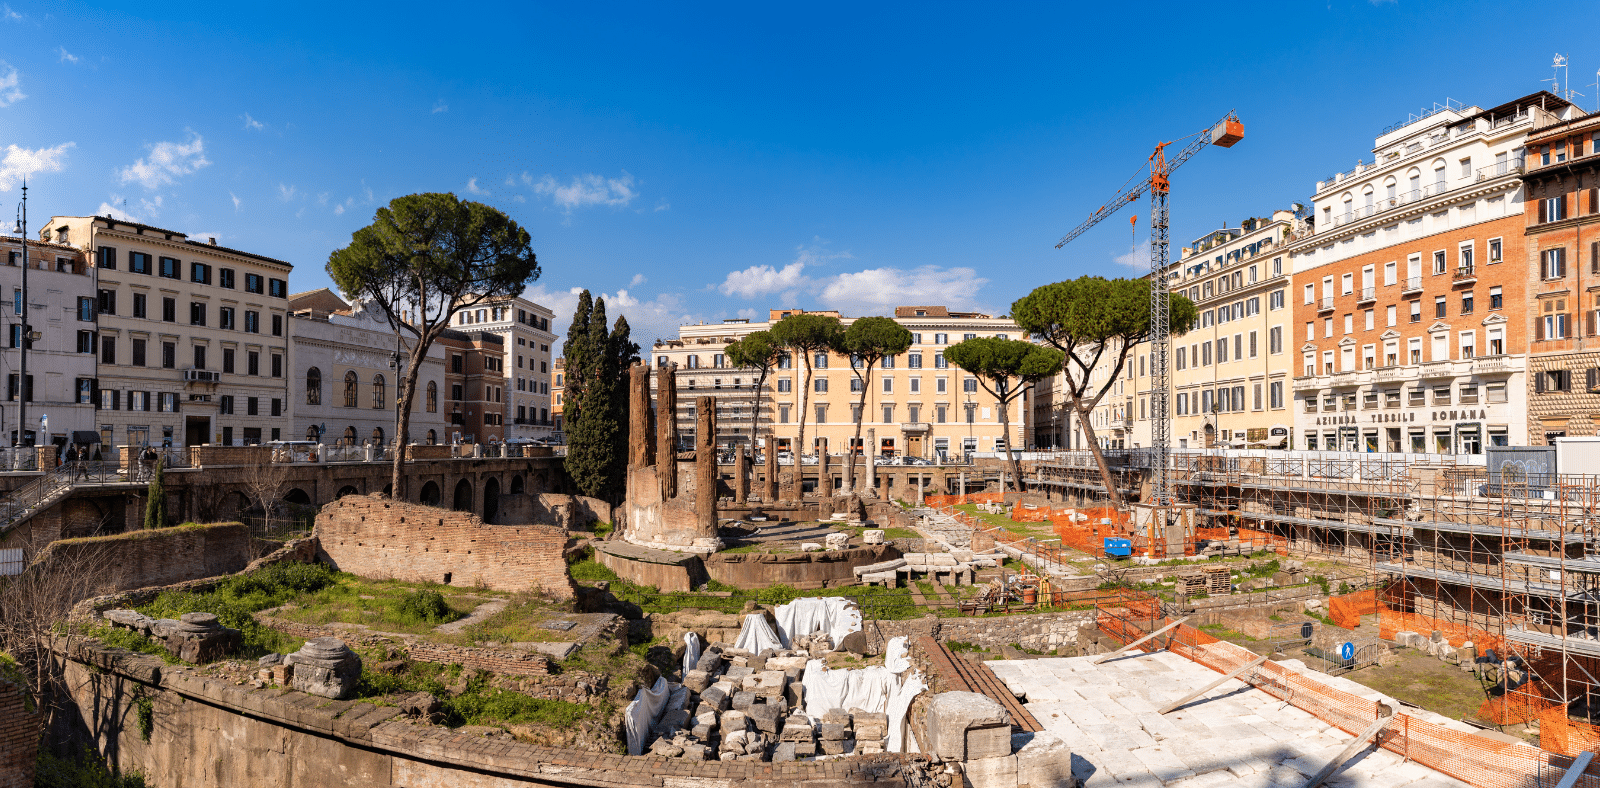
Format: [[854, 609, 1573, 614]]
[[284, 488, 311, 506], [510, 474, 525, 494], [483, 477, 500, 522], [383, 483, 393, 498], [336, 485, 360, 499], [419, 481, 441, 506], [453, 479, 473, 512]]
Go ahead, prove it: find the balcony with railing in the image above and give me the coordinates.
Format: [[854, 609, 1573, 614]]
[[1318, 296, 1335, 312], [1470, 354, 1523, 376], [1356, 286, 1376, 304], [1453, 265, 1476, 285], [1401, 276, 1423, 294], [183, 369, 220, 384], [1476, 158, 1526, 181]]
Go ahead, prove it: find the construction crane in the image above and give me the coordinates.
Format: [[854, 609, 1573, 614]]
[[1055, 111, 1242, 509]]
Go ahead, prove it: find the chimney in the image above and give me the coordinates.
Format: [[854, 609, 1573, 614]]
[[209, 237, 217, 246]]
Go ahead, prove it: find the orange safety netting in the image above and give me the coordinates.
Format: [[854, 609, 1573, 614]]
[[1234, 526, 1289, 555], [1092, 594, 1600, 788], [1538, 705, 1600, 759], [1327, 589, 1379, 629], [1377, 608, 1504, 656], [924, 492, 1006, 507], [1194, 526, 1230, 541], [1477, 679, 1559, 727]]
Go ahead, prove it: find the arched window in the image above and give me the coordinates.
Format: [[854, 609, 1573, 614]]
[[372, 374, 386, 409], [304, 425, 319, 441], [306, 367, 322, 405], [343, 371, 358, 408], [371, 427, 384, 444], [342, 426, 357, 446], [426, 380, 438, 413], [427, 429, 437, 445]]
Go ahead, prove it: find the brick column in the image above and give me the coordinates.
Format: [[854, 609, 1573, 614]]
[[734, 444, 748, 504], [867, 428, 878, 493], [819, 440, 833, 500], [764, 437, 777, 502], [657, 364, 678, 500], [695, 396, 717, 531], [628, 363, 654, 470]]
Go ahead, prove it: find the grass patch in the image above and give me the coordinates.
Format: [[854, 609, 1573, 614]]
[[351, 660, 599, 728], [946, 641, 985, 653], [445, 593, 575, 647], [35, 747, 149, 788], [569, 557, 620, 583], [881, 527, 920, 540]]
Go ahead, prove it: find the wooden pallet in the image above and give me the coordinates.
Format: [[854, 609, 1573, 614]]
[[917, 636, 1042, 733]]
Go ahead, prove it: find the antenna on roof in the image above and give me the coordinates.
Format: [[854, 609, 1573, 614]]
[[1544, 53, 1581, 103]]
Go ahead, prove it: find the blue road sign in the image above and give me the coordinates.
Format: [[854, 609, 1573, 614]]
[[1339, 641, 1355, 661]]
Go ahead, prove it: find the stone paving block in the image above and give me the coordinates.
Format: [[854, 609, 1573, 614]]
[[961, 755, 1015, 788], [1134, 711, 1182, 741], [1130, 744, 1195, 783], [1169, 769, 1241, 788]]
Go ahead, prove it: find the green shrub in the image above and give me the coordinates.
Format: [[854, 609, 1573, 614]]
[[390, 590, 456, 626], [135, 696, 154, 741], [35, 747, 148, 788], [569, 559, 620, 583]]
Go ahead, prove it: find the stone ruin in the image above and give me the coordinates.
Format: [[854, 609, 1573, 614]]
[[620, 363, 723, 553], [104, 610, 241, 664], [283, 637, 364, 699]]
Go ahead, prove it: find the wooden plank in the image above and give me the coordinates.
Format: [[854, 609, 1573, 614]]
[[1300, 711, 1395, 788], [1158, 655, 1269, 714], [1093, 616, 1190, 664], [1553, 751, 1595, 788]]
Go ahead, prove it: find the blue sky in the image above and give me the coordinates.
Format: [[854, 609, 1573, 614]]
[[1, 1, 1595, 350]]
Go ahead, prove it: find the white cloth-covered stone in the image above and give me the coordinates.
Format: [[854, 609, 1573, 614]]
[[681, 631, 702, 677], [624, 677, 671, 755], [733, 613, 784, 654], [773, 596, 863, 649]]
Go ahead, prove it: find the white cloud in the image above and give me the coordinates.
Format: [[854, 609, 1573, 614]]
[[1, 6, 19, 22], [242, 113, 265, 131], [334, 204, 345, 215], [525, 283, 697, 355], [432, 99, 448, 113], [511, 194, 526, 203], [531, 171, 638, 212], [189, 231, 220, 245], [118, 132, 210, 189], [56, 47, 77, 64], [278, 183, 296, 201], [816, 266, 989, 316], [465, 177, 488, 195], [362, 183, 374, 203], [0, 142, 73, 191], [629, 273, 647, 287], [96, 199, 137, 222], [230, 191, 241, 212], [316, 192, 329, 206], [137, 195, 163, 218], [0, 62, 23, 106], [1113, 240, 1151, 270], [712, 241, 988, 316], [655, 199, 670, 212]]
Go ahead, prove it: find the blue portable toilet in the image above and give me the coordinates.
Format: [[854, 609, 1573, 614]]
[[1104, 538, 1132, 557]]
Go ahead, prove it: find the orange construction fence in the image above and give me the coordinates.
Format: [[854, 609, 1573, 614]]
[[924, 492, 1006, 508], [1327, 589, 1379, 629], [1539, 704, 1600, 759], [1093, 595, 1600, 788]]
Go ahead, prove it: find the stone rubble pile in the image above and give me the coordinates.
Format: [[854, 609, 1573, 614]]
[[649, 639, 886, 762]]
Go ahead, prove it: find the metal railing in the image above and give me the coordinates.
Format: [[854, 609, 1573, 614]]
[[1357, 286, 1375, 302], [1453, 265, 1476, 281], [1319, 296, 1334, 310]]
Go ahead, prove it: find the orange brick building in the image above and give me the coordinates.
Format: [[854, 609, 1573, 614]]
[[1522, 108, 1600, 443], [1288, 92, 1581, 453]]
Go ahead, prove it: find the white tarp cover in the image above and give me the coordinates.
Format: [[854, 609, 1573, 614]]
[[623, 677, 670, 756], [733, 613, 783, 654], [681, 632, 702, 676], [773, 596, 863, 649], [799, 654, 924, 753], [883, 635, 911, 675]]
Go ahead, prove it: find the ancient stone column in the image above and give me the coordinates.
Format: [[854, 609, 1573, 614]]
[[734, 443, 748, 504], [764, 436, 778, 502], [695, 396, 717, 530], [657, 364, 678, 500], [628, 363, 655, 470], [866, 428, 878, 494], [819, 440, 833, 501]]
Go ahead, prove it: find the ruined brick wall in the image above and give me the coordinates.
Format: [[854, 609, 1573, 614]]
[[0, 676, 37, 788], [314, 494, 574, 598], [30, 522, 251, 598]]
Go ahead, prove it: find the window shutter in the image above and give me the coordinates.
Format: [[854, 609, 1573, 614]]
[[1540, 199, 1548, 223], [1593, 241, 1599, 274], [1589, 310, 1596, 337], [1588, 368, 1596, 390], [1536, 372, 1546, 393], [1564, 193, 1571, 219], [1537, 316, 1545, 341]]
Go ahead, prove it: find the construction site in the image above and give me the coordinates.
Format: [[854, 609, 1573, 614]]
[[1010, 446, 1600, 768]]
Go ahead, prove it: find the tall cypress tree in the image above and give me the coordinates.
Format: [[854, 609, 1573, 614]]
[[144, 458, 166, 529], [605, 316, 641, 501], [564, 291, 594, 430], [565, 298, 620, 500]]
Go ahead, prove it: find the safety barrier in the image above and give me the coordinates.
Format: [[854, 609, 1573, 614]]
[[1327, 588, 1379, 630], [1093, 595, 1600, 788]]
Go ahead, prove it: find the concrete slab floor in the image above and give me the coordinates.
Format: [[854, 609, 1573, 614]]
[[986, 655, 1476, 788]]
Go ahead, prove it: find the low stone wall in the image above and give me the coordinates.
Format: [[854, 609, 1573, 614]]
[[253, 614, 559, 677], [30, 522, 252, 599], [705, 544, 901, 590], [315, 495, 574, 598], [868, 610, 1096, 654], [0, 676, 36, 788], [594, 542, 707, 593], [55, 639, 918, 788]]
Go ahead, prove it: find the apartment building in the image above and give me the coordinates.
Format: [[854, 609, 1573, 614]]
[[1520, 109, 1600, 444], [1147, 210, 1299, 449], [44, 216, 293, 449], [551, 357, 565, 433], [438, 330, 507, 444], [1285, 93, 1570, 453], [451, 296, 557, 441], [288, 289, 450, 447], [651, 306, 1027, 460], [0, 238, 95, 447]]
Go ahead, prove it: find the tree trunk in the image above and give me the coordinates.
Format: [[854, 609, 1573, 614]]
[[795, 358, 811, 499], [998, 395, 1024, 493], [391, 351, 426, 501], [1074, 402, 1123, 507], [751, 370, 766, 462], [844, 365, 872, 495]]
